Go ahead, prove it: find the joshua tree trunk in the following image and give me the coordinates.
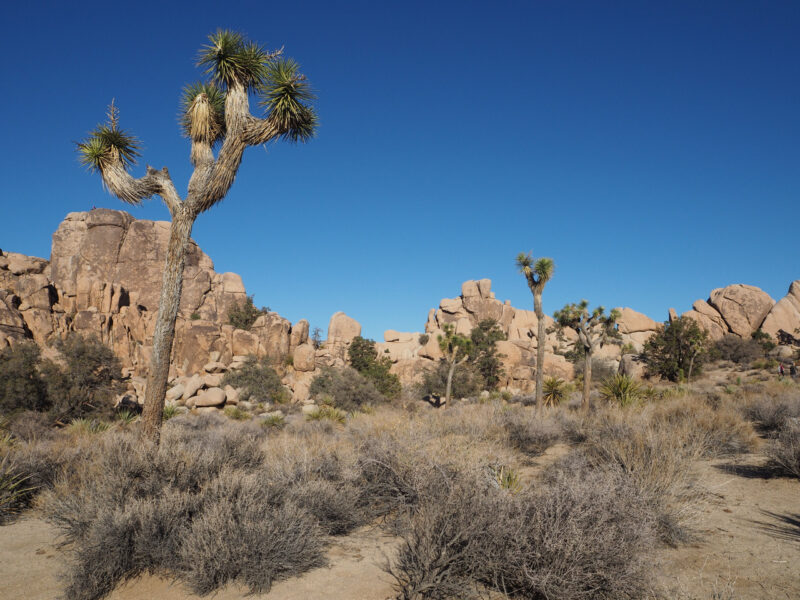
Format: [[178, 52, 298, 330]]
[[534, 291, 545, 415], [140, 209, 196, 440], [582, 347, 593, 411]]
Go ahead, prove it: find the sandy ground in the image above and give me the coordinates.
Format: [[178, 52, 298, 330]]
[[1, 447, 797, 600]]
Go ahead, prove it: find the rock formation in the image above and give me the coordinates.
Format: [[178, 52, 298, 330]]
[[682, 284, 776, 340]]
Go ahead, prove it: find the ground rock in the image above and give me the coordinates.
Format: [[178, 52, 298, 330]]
[[182, 374, 204, 401], [194, 387, 226, 407]]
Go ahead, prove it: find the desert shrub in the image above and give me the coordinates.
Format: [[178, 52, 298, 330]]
[[6, 410, 57, 442], [767, 421, 800, 478], [740, 393, 800, 435], [41, 335, 123, 422], [752, 357, 779, 370], [500, 407, 560, 456], [179, 472, 325, 596], [221, 356, 287, 404], [227, 294, 268, 330], [223, 405, 250, 420], [284, 478, 363, 535], [420, 359, 481, 400], [573, 411, 705, 545], [468, 319, 506, 390], [347, 336, 401, 399], [305, 404, 347, 423], [714, 334, 763, 364], [0, 341, 48, 413], [649, 395, 758, 457], [309, 366, 386, 412], [642, 317, 710, 381], [389, 468, 656, 600], [599, 373, 644, 406]]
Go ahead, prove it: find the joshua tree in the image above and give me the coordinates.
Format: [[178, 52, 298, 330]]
[[554, 300, 619, 410], [77, 31, 317, 441], [438, 323, 472, 409], [516, 253, 554, 413]]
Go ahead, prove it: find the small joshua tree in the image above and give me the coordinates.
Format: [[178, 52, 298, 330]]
[[554, 300, 620, 410], [438, 323, 472, 409], [77, 31, 317, 441], [516, 253, 554, 414]]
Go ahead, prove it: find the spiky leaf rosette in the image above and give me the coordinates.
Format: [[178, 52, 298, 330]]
[[260, 58, 317, 142], [180, 82, 226, 144], [516, 252, 554, 288], [197, 30, 269, 93], [77, 120, 141, 173]]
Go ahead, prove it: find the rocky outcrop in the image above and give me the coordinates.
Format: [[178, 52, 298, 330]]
[[761, 281, 800, 341], [682, 284, 776, 340]]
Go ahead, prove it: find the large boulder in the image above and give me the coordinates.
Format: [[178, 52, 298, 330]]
[[327, 312, 361, 344], [293, 343, 316, 372], [682, 299, 728, 340], [707, 284, 775, 338], [761, 280, 800, 341]]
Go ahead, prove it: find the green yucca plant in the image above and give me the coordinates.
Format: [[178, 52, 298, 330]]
[[0, 455, 34, 524], [306, 405, 346, 424], [260, 413, 285, 429], [162, 404, 178, 421], [542, 376, 567, 407], [115, 409, 139, 426], [599, 374, 644, 407], [223, 405, 251, 421], [66, 418, 111, 435], [490, 464, 522, 494]]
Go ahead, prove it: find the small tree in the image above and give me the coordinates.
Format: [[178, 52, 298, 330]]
[[310, 327, 323, 350], [438, 324, 472, 409], [516, 253, 554, 413], [347, 336, 401, 399], [642, 317, 709, 383], [554, 301, 619, 410], [468, 319, 507, 390], [228, 295, 269, 330], [77, 31, 316, 441]]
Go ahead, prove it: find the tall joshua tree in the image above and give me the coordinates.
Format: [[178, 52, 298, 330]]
[[77, 31, 317, 441], [516, 253, 554, 413], [554, 300, 619, 411], [438, 323, 472, 409]]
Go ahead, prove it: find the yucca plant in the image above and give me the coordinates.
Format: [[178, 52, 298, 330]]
[[223, 405, 250, 421], [66, 418, 110, 435], [260, 413, 285, 429], [162, 404, 178, 421], [542, 376, 567, 407], [115, 408, 139, 426], [76, 30, 317, 443], [489, 464, 522, 493], [0, 455, 34, 524], [600, 374, 644, 407], [306, 405, 346, 424]]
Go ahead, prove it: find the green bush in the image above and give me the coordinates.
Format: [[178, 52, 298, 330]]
[[227, 295, 269, 331], [0, 342, 48, 414], [347, 336, 401, 398], [542, 376, 567, 407], [642, 317, 710, 382], [221, 356, 287, 404], [420, 360, 481, 400], [468, 319, 507, 390], [714, 335, 763, 364], [309, 366, 386, 412]]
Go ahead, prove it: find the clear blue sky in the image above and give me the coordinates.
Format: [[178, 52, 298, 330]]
[[2, 1, 798, 340]]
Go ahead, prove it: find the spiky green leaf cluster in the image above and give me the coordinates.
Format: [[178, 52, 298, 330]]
[[261, 58, 318, 142], [180, 82, 226, 143], [516, 252, 554, 287], [197, 30, 270, 92], [76, 122, 141, 173]]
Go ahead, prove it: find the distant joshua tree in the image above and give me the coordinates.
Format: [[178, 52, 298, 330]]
[[438, 323, 472, 409], [516, 253, 554, 414], [554, 300, 619, 410], [77, 31, 317, 441]]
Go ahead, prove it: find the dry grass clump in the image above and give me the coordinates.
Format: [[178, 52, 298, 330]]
[[767, 421, 800, 479], [738, 391, 800, 436], [498, 405, 561, 456], [388, 466, 656, 600]]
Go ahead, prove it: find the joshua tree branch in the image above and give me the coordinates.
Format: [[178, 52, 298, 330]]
[[102, 162, 183, 217]]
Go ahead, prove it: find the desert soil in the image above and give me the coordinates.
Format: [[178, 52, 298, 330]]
[[1, 448, 797, 600]]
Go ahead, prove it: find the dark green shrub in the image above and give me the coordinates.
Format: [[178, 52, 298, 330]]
[[714, 334, 763, 364], [0, 342, 48, 413], [420, 360, 481, 400], [347, 336, 401, 398], [642, 317, 710, 382], [227, 295, 269, 331], [221, 356, 287, 404], [40, 335, 123, 422], [468, 319, 506, 390], [309, 366, 386, 412]]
